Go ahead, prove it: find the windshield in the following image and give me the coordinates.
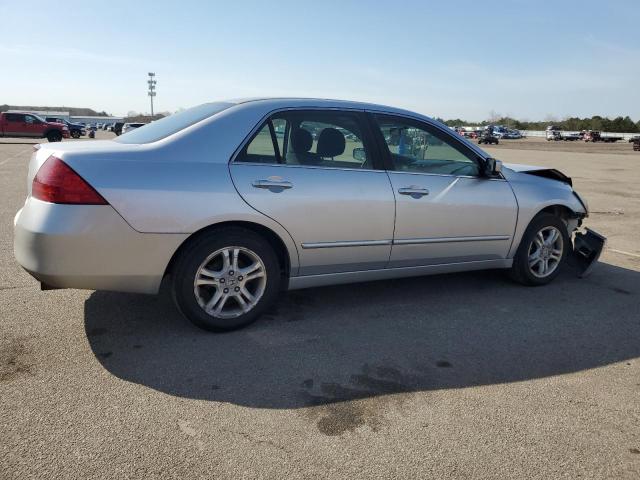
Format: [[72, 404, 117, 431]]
[[115, 102, 235, 144]]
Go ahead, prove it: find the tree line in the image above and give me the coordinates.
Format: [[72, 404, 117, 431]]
[[436, 115, 640, 133]]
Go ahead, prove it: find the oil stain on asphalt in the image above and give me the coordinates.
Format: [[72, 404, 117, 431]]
[[0, 339, 34, 382], [299, 362, 451, 436]]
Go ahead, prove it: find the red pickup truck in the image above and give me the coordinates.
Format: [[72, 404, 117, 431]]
[[0, 112, 70, 142]]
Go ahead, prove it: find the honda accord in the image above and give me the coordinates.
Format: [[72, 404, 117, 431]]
[[14, 98, 605, 331]]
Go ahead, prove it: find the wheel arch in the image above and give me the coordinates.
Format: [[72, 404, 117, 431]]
[[163, 220, 293, 285], [43, 128, 62, 140], [508, 201, 585, 258], [538, 204, 582, 223]]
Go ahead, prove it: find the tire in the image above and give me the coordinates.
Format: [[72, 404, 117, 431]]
[[46, 130, 62, 142], [509, 213, 570, 286], [71, 130, 80, 139], [172, 227, 282, 332]]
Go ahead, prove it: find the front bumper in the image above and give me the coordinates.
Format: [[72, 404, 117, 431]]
[[14, 198, 188, 294], [572, 228, 606, 278]]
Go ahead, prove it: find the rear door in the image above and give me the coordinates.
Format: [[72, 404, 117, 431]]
[[369, 113, 518, 267], [3, 113, 26, 136], [229, 109, 395, 276]]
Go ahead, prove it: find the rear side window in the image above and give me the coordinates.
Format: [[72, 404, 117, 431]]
[[5, 113, 24, 122], [236, 110, 373, 169], [243, 119, 287, 163], [115, 102, 234, 144]]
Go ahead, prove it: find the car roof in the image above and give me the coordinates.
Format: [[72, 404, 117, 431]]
[[226, 97, 433, 120]]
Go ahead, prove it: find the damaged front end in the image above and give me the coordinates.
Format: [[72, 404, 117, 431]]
[[503, 162, 606, 278]]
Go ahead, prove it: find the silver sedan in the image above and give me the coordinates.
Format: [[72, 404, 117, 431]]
[[14, 98, 605, 331]]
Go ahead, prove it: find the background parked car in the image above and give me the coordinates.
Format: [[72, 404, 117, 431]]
[[45, 117, 86, 139], [502, 129, 522, 139], [112, 122, 124, 135], [478, 126, 499, 144], [121, 122, 146, 134], [583, 130, 623, 143], [0, 112, 69, 142]]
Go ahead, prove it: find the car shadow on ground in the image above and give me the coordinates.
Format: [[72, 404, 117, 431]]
[[85, 262, 639, 409]]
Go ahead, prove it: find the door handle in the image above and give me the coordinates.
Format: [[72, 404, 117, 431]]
[[398, 186, 429, 198], [252, 179, 293, 190]]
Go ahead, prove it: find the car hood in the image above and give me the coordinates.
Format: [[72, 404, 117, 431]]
[[502, 162, 572, 186]]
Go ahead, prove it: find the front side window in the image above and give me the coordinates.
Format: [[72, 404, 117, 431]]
[[374, 115, 479, 176], [236, 111, 372, 169]]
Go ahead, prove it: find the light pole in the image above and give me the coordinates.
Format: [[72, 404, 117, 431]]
[[147, 72, 157, 116]]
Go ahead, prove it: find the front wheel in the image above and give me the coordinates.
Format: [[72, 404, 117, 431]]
[[509, 213, 570, 286], [46, 130, 62, 142], [172, 228, 282, 332]]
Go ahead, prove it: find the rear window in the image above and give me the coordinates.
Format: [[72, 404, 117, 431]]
[[115, 102, 234, 144]]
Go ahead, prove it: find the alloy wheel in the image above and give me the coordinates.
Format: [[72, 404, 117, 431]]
[[527, 226, 564, 278], [193, 246, 267, 319]]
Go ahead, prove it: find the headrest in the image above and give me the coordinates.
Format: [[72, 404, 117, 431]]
[[317, 128, 345, 158], [291, 128, 313, 153]]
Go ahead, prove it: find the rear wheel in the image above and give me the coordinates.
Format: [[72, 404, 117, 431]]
[[46, 130, 62, 142], [172, 228, 282, 332], [71, 130, 80, 139], [509, 213, 570, 286]]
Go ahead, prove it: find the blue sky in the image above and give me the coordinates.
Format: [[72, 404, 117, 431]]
[[1, 0, 638, 120]]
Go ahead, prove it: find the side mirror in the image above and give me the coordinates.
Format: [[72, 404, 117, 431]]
[[353, 147, 366, 162], [484, 158, 502, 176]]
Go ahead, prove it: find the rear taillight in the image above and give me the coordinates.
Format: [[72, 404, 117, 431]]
[[32, 156, 108, 205]]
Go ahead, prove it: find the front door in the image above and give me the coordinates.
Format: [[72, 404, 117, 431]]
[[370, 113, 518, 267], [230, 109, 395, 276], [23, 114, 44, 137]]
